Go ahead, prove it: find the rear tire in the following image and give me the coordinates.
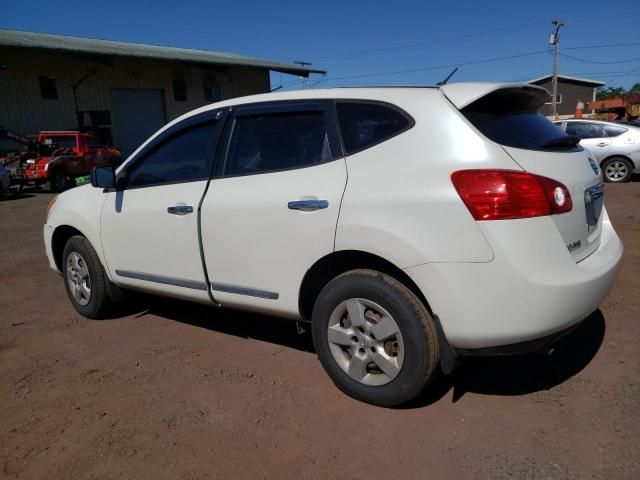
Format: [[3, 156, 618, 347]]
[[312, 269, 439, 407], [62, 235, 111, 319], [602, 157, 633, 183], [50, 168, 67, 192]]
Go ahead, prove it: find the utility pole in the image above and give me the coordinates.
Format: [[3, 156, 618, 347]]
[[549, 19, 564, 118], [294, 60, 312, 89]]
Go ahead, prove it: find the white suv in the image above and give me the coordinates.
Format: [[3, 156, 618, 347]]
[[44, 83, 623, 406]]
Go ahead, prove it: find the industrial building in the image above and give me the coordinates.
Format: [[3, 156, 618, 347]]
[[528, 74, 605, 118], [0, 30, 324, 156]]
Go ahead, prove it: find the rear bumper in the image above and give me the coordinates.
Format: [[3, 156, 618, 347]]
[[404, 209, 623, 350]]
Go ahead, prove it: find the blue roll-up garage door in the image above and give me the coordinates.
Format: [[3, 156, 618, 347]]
[[111, 89, 166, 158]]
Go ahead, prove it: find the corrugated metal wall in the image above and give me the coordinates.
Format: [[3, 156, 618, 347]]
[[0, 47, 270, 136]]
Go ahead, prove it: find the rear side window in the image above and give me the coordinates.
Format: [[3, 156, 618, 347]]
[[462, 88, 578, 151], [126, 121, 217, 187], [604, 124, 628, 137], [565, 122, 605, 139], [337, 102, 412, 155], [225, 111, 330, 176]]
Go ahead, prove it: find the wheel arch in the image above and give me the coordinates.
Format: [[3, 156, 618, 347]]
[[298, 249, 433, 322], [51, 225, 86, 272], [601, 153, 635, 168]]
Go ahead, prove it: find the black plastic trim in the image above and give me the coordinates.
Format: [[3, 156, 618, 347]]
[[455, 322, 581, 357]]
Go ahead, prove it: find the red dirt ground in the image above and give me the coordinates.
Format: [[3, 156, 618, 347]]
[[1, 183, 638, 479]]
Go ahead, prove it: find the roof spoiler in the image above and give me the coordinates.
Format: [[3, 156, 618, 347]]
[[439, 83, 550, 110]]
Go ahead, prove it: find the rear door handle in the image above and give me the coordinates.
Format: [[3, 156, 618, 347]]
[[287, 199, 329, 211], [167, 205, 194, 215]]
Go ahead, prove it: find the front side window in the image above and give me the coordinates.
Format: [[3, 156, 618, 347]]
[[565, 122, 605, 139], [126, 121, 217, 187], [337, 102, 412, 155], [224, 111, 330, 176]]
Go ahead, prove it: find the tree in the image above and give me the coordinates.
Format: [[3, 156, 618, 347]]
[[596, 87, 626, 100], [596, 84, 640, 100]]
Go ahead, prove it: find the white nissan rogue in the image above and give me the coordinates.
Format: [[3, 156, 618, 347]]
[[44, 83, 623, 406]]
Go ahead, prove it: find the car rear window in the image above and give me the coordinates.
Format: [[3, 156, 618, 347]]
[[336, 101, 413, 155], [461, 88, 580, 152]]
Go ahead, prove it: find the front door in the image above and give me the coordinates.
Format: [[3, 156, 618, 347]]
[[200, 101, 347, 317], [101, 114, 223, 303]]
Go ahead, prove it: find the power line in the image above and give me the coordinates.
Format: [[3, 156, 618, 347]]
[[564, 42, 640, 51], [559, 52, 640, 64], [311, 21, 547, 61], [312, 49, 549, 85]]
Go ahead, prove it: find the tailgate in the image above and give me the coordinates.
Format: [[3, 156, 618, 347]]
[[448, 83, 605, 262], [503, 146, 604, 261]]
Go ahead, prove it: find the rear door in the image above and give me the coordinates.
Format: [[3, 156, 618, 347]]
[[448, 85, 605, 262], [200, 100, 347, 317], [565, 121, 611, 162]]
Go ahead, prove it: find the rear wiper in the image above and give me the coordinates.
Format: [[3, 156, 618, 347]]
[[540, 135, 580, 149]]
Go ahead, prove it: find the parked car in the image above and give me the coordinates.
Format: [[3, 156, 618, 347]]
[[44, 84, 623, 406], [23, 131, 121, 192], [553, 119, 640, 183]]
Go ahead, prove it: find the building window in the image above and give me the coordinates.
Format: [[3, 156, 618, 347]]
[[204, 85, 222, 102], [545, 94, 562, 105], [39, 76, 58, 99], [173, 80, 187, 102]]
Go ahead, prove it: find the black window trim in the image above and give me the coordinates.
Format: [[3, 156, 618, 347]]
[[117, 109, 228, 190], [215, 99, 343, 179], [333, 99, 416, 156]]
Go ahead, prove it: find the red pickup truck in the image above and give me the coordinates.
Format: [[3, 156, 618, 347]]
[[23, 131, 121, 192]]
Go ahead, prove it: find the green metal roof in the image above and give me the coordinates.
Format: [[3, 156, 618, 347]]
[[0, 29, 326, 77]]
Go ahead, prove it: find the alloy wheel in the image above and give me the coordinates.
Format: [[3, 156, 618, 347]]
[[605, 160, 628, 182]]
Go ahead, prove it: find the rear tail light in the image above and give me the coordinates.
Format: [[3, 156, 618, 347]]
[[451, 169, 572, 220]]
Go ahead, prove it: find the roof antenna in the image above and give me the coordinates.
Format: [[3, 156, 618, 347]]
[[437, 67, 458, 86]]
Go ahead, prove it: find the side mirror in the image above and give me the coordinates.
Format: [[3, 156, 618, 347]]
[[91, 166, 116, 189]]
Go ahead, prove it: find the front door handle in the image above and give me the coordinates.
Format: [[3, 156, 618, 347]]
[[167, 205, 194, 215], [596, 142, 608, 147], [287, 199, 329, 211]]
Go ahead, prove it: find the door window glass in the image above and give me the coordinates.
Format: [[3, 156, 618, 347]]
[[126, 121, 217, 187], [225, 111, 330, 176], [337, 102, 412, 155], [603, 124, 628, 137], [565, 122, 605, 139]]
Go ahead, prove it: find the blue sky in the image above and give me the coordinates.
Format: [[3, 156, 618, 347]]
[[3, 0, 639, 91]]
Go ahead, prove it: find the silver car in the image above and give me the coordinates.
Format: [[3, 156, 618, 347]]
[[553, 119, 640, 183]]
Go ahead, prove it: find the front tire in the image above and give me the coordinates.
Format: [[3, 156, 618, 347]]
[[602, 157, 633, 183], [312, 269, 439, 407], [50, 168, 67, 192], [62, 235, 111, 318]]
